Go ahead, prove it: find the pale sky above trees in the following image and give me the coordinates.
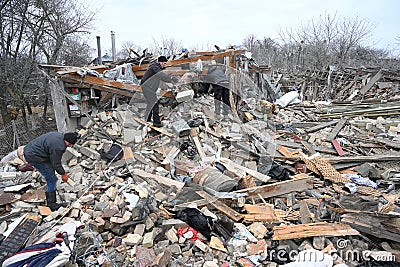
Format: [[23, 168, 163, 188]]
[[85, 0, 400, 55]]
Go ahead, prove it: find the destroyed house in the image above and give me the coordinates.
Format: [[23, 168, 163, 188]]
[[1, 47, 399, 266]]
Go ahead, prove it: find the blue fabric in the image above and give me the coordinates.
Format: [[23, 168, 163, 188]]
[[30, 161, 57, 192], [7, 248, 61, 267], [6, 243, 59, 267]]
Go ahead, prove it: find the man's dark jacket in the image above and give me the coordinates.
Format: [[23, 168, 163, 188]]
[[24, 132, 67, 175], [205, 65, 229, 87], [140, 61, 174, 93]]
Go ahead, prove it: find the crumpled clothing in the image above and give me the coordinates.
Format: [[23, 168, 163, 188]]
[[344, 182, 358, 193], [177, 226, 205, 242], [342, 173, 380, 189], [3, 242, 61, 267]]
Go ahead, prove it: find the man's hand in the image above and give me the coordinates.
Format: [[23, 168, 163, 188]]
[[61, 173, 69, 183]]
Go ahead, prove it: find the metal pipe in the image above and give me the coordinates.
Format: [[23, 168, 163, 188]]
[[111, 31, 116, 62], [96, 36, 102, 65]]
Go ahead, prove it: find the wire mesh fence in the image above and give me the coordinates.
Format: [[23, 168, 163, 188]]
[[0, 115, 57, 158]]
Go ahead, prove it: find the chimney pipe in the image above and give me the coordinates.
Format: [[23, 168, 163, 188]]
[[96, 36, 102, 65], [111, 31, 116, 62]]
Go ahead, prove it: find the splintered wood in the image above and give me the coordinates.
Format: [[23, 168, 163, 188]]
[[242, 204, 280, 222], [272, 222, 359, 240], [196, 191, 244, 222], [233, 176, 313, 199]]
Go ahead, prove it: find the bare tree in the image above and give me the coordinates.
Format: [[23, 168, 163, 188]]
[[117, 41, 142, 59], [58, 35, 94, 66], [278, 12, 373, 69], [0, 0, 95, 125], [31, 0, 95, 64], [150, 37, 183, 57]]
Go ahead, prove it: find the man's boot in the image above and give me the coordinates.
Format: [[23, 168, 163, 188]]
[[45, 191, 67, 211]]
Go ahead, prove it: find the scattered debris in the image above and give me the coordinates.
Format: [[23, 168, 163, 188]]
[[0, 48, 399, 266]]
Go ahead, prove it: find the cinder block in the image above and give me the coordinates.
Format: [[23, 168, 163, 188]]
[[172, 119, 191, 137], [176, 90, 194, 103]]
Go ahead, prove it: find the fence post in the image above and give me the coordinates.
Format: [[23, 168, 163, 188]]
[[12, 120, 20, 148]]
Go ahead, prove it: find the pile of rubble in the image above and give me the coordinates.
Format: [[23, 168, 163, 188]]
[[1, 85, 400, 266], [1, 48, 400, 266]]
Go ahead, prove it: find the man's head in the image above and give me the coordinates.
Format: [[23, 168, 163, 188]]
[[64, 132, 79, 147], [158, 56, 168, 68]]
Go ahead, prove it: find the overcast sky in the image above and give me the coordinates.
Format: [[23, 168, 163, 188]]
[[85, 0, 400, 56]]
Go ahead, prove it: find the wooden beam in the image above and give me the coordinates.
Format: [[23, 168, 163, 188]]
[[190, 128, 207, 161], [299, 200, 313, 224], [374, 138, 400, 149], [130, 169, 184, 189], [360, 70, 383, 95], [301, 141, 317, 155], [60, 74, 138, 97], [305, 120, 338, 133], [217, 157, 270, 182], [161, 146, 180, 165], [326, 154, 400, 164], [341, 213, 400, 242], [242, 204, 280, 222], [196, 191, 244, 222], [61, 74, 177, 99], [232, 176, 313, 199], [55, 65, 109, 75], [133, 117, 175, 138], [326, 118, 347, 141], [131, 49, 246, 72], [272, 222, 359, 240]]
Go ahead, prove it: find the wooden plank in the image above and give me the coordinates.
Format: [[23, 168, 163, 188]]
[[130, 49, 246, 72], [130, 169, 184, 189], [196, 191, 244, 222], [360, 70, 383, 95], [299, 200, 313, 224], [174, 199, 209, 209], [60, 74, 174, 98], [244, 204, 274, 214], [121, 146, 134, 160], [277, 146, 298, 157], [190, 128, 207, 161], [341, 213, 400, 243], [242, 204, 280, 222], [217, 157, 270, 182], [272, 222, 359, 240], [301, 140, 317, 155], [161, 146, 180, 165], [55, 64, 109, 75], [275, 140, 302, 149], [326, 118, 347, 141], [305, 120, 338, 133], [374, 138, 400, 149], [326, 154, 400, 164], [232, 176, 313, 199], [243, 214, 280, 222], [314, 146, 338, 155], [62, 73, 141, 92], [168, 49, 245, 68], [133, 117, 175, 138]]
